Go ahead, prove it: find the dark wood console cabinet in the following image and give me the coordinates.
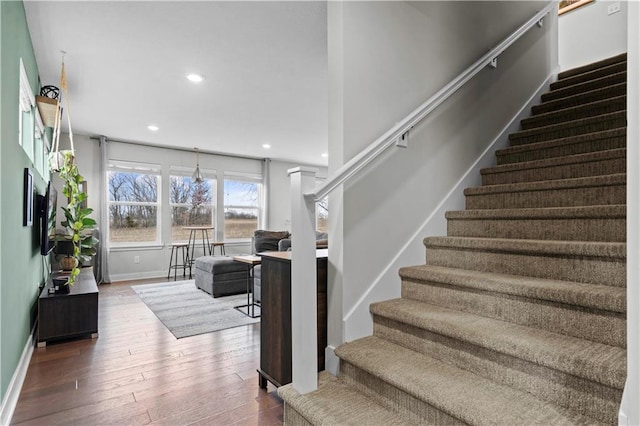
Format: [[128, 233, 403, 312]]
[[258, 249, 328, 389], [38, 268, 99, 347]]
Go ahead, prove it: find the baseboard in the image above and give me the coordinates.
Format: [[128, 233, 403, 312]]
[[109, 271, 169, 282], [0, 326, 36, 425], [343, 71, 557, 341], [324, 345, 340, 376]]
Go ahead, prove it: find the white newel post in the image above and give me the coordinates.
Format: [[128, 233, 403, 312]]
[[288, 166, 318, 394]]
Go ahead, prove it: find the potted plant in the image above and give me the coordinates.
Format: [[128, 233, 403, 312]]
[[57, 151, 98, 286]]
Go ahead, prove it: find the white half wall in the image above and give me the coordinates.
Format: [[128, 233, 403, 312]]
[[559, 0, 627, 71], [329, 1, 558, 343]]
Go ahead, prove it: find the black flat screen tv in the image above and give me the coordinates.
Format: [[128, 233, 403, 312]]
[[38, 182, 57, 256]]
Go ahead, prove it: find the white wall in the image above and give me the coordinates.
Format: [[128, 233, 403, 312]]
[[267, 159, 327, 232], [55, 134, 308, 281], [558, 0, 627, 71], [328, 1, 558, 344]]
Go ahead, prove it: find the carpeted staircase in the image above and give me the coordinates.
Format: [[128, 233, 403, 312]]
[[279, 53, 627, 425]]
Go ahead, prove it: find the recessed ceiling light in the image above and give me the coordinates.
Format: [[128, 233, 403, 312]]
[[262, 144, 271, 149], [147, 125, 159, 131], [186, 73, 204, 83], [321, 153, 328, 158]]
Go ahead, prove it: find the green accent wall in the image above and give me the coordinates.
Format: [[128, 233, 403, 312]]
[[0, 1, 46, 403]]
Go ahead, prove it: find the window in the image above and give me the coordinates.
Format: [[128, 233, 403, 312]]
[[19, 58, 35, 161], [317, 197, 328, 233], [107, 161, 161, 245], [224, 176, 262, 240], [170, 173, 215, 241], [315, 179, 328, 233]]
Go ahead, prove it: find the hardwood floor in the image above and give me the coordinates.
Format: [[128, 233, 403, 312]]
[[12, 278, 284, 425]]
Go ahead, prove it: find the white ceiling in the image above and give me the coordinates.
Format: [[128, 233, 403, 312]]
[[24, 1, 328, 166]]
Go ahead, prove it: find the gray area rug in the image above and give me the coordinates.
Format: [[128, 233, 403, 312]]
[[132, 280, 259, 338]]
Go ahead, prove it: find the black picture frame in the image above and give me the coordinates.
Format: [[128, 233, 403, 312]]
[[24, 168, 33, 226]]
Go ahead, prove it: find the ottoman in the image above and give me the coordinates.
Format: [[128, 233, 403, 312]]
[[194, 256, 249, 298]]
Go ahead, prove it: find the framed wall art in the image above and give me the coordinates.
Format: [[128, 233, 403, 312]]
[[559, 0, 593, 15]]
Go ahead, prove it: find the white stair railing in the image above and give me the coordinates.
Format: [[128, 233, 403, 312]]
[[289, 3, 556, 394]]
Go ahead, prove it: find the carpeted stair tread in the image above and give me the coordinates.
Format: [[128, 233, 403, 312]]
[[496, 127, 626, 164], [532, 82, 626, 115], [550, 61, 627, 91], [446, 205, 625, 220], [520, 95, 626, 130], [399, 264, 626, 347], [399, 264, 625, 314], [424, 236, 626, 259], [335, 336, 598, 425], [557, 53, 626, 80], [424, 236, 626, 287], [465, 172, 625, 193], [463, 174, 626, 210], [483, 148, 626, 183], [278, 371, 411, 426], [445, 205, 626, 241], [508, 111, 626, 146], [541, 71, 627, 103], [370, 299, 626, 389]]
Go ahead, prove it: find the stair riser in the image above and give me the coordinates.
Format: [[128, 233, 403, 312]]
[[465, 184, 626, 210], [521, 97, 626, 130], [339, 361, 465, 425], [542, 72, 627, 102], [483, 156, 625, 185], [373, 317, 621, 424], [496, 136, 626, 165], [532, 83, 626, 115], [551, 62, 627, 91], [425, 245, 625, 287], [401, 280, 626, 347], [447, 216, 626, 242], [509, 115, 626, 146]]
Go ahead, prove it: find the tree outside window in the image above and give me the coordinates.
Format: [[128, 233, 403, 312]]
[[317, 197, 328, 233], [108, 167, 160, 244], [170, 175, 215, 241]]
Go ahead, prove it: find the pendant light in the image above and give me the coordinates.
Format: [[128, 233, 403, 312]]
[[192, 147, 204, 183]]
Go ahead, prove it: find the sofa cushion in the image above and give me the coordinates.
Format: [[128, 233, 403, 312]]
[[253, 230, 290, 253]]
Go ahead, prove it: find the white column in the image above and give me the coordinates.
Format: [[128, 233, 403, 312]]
[[620, 2, 639, 424], [288, 166, 318, 393]]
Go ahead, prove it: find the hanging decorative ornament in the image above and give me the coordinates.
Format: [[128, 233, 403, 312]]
[[49, 51, 75, 172], [192, 147, 204, 183]]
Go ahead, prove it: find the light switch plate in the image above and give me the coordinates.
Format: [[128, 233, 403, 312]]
[[608, 2, 621, 15]]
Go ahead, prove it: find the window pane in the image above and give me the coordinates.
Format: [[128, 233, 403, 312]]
[[108, 172, 158, 202], [170, 176, 213, 205], [224, 179, 260, 239], [170, 176, 214, 241], [224, 180, 258, 207], [225, 207, 258, 239], [171, 205, 214, 241], [317, 197, 328, 233], [109, 205, 158, 243]]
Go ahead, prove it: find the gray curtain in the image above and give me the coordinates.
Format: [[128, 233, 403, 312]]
[[98, 135, 111, 283], [262, 158, 271, 229]]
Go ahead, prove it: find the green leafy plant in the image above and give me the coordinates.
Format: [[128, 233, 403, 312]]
[[58, 151, 99, 285]]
